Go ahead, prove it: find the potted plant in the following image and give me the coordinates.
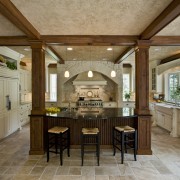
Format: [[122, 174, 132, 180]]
[[124, 92, 131, 101]]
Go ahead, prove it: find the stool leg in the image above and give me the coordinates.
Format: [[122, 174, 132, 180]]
[[55, 134, 58, 154], [60, 133, 63, 166], [134, 130, 137, 161], [121, 131, 124, 164], [81, 134, 84, 166], [112, 128, 116, 156], [124, 134, 127, 153], [47, 132, 49, 162], [67, 128, 70, 157], [97, 134, 100, 166]]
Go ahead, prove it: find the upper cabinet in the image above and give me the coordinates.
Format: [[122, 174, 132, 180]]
[[19, 69, 31, 93]]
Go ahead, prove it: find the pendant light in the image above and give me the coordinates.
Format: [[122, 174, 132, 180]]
[[64, 47, 70, 78], [64, 70, 69, 78], [88, 46, 93, 78], [111, 48, 116, 77]]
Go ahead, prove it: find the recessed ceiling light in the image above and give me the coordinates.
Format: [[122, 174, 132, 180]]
[[73, 58, 77, 61], [102, 58, 107, 61], [107, 48, 112, 51], [67, 47, 73, 50], [155, 48, 159, 51]]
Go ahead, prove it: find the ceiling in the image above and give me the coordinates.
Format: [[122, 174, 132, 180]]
[[0, 0, 179, 65]]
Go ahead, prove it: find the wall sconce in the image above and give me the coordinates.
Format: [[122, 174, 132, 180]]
[[88, 70, 93, 77], [64, 70, 70, 78]]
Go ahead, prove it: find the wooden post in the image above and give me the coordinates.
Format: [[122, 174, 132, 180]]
[[29, 40, 46, 155], [135, 40, 152, 155]]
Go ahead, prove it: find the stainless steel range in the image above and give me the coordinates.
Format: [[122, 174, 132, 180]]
[[77, 100, 103, 107]]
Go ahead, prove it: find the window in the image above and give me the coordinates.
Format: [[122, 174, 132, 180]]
[[168, 72, 180, 102], [152, 68, 156, 90], [123, 74, 130, 101], [50, 74, 57, 101]]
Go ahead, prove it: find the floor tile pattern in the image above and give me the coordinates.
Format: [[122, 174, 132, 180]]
[[0, 125, 180, 179]]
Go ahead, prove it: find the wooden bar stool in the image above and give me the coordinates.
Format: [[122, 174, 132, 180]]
[[47, 126, 70, 165], [81, 128, 100, 166], [112, 125, 137, 164]]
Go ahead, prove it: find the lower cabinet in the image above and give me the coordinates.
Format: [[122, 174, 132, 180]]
[[19, 103, 32, 126], [155, 105, 173, 132]]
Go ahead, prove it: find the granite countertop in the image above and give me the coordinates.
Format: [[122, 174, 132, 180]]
[[45, 107, 137, 119]]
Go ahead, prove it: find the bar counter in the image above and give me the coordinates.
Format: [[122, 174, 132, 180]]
[[44, 108, 138, 147]]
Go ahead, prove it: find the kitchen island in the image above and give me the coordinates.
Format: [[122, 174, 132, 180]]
[[43, 107, 137, 147]]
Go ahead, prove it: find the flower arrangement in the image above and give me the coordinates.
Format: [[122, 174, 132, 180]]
[[46, 107, 60, 114]]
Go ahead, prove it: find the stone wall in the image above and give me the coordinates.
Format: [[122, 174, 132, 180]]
[[57, 61, 123, 107]]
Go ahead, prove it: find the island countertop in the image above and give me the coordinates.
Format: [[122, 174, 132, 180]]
[[45, 107, 137, 119]]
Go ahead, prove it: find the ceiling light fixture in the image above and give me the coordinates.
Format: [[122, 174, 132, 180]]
[[67, 47, 73, 51], [107, 47, 112, 51], [64, 47, 70, 78], [88, 46, 93, 78], [111, 48, 116, 77]]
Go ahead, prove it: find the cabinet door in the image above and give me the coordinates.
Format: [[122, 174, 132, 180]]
[[164, 115, 172, 131], [0, 113, 5, 140], [7, 79, 19, 110], [20, 71, 25, 92], [0, 78, 6, 112], [10, 109, 19, 132], [156, 112, 164, 127], [4, 113, 11, 137]]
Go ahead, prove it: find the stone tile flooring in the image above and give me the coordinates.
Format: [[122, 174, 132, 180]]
[[0, 125, 180, 179]]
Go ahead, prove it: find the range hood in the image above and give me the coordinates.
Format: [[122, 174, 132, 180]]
[[73, 71, 107, 85]]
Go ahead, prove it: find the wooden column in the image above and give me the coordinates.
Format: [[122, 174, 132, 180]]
[[29, 40, 46, 155], [135, 40, 152, 155]]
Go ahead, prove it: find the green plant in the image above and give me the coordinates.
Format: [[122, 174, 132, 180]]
[[171, 86, 180, 100], [6, 61, 17, 70], [124, 92, 131, 100]]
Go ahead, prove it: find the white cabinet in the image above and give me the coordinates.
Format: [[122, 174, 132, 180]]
[[0, 69, 20, 140], [20, 70, 31, 93], [19, 103, 31, 126], [155, 105, 173, 132], [0, 114, 5, 140], [103, 102, 117, 108]]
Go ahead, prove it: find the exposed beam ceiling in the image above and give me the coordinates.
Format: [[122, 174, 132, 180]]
[[114, 47, 134, 64], [160, 53, 180, 64], [41, 35, 139, 46], [45, 46, 65, 64], [0, 36, 29, 46], [141, 0, 180, 40], [0, 0, 40, 39], [117, 0, 180, 63], [151, 36, 180, 46]]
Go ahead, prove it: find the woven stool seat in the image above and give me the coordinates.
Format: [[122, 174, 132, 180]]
[[115, 126, 135, 133], [48, 126, 68, 134], [82, 128, 99, 134]]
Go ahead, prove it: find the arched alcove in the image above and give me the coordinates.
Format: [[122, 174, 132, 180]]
[[57, 61, 123, 107]]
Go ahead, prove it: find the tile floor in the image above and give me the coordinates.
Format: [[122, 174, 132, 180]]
[[0, 125, 180, 180]]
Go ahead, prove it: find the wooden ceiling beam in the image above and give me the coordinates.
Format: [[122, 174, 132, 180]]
[[151, 36, 180, 46], [45, 46, 65, 64], [114, 47, 134, 64], [42, 35, 139, 46], [160, 53, 180, 64], [0, 0, 40, 39], [141, 0, 180, 40], [0, 36, 30, 46]]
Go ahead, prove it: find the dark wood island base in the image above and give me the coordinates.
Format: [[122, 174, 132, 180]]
[[29, 108, 152, 155]]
